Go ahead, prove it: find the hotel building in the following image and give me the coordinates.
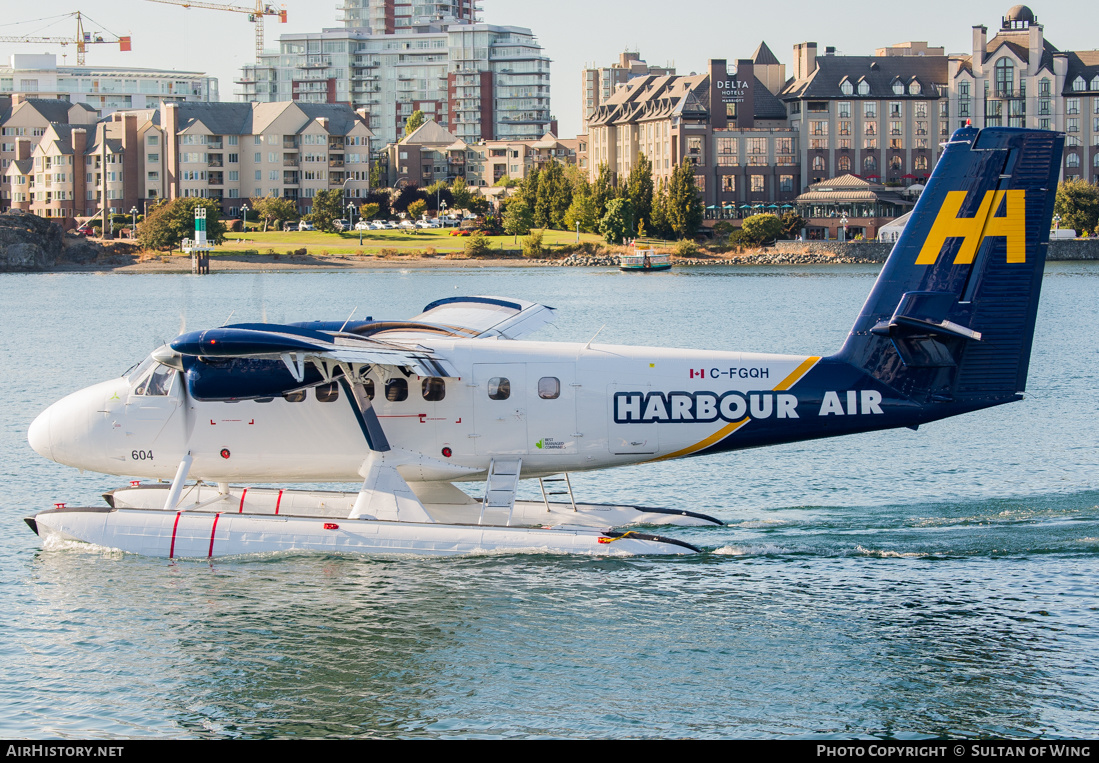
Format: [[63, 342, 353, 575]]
[[586, 48, 799, 210]]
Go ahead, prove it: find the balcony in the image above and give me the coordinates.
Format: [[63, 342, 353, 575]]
[[208, 157, 224, 168]]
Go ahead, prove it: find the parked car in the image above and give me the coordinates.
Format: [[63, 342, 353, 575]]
[[370, 220, 388, 230], [298, 221, 315, 231], [333, 219, 350, 231], [384, 221, 400, 229], [74, 224, 95, 236], [354, 220, 371, 231], [398, 220, 416, 230]]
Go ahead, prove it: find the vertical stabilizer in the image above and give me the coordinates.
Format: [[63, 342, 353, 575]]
[[838, 127, 1063, 406]]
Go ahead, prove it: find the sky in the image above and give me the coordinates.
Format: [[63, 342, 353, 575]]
[[1, 0, 1093, 136]]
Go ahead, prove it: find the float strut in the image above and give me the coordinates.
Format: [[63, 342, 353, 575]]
[[163, 452, 193, 511]]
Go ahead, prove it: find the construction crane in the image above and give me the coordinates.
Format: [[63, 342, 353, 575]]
[[145, 0, 287, 63], [0, 12, 131, 65]]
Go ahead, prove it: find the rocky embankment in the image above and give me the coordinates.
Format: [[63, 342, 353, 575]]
[[547, 250, 883, 267], [0, 211, 103, 271]]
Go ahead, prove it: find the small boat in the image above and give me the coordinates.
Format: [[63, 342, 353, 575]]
[[620, 244, 672, 272]]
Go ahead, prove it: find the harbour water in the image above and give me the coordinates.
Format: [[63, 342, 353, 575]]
[[1, 263, 1097, 738]]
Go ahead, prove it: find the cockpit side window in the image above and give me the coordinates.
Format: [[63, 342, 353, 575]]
[[134, 365, 175, 396]]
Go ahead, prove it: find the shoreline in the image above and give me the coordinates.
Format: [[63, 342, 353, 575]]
[[24, 251, 890, 274]]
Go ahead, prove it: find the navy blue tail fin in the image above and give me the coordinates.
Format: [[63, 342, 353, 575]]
[[838, 126, 1063, 406]]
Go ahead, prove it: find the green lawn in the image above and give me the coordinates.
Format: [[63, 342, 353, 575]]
[[217, 228, 603, 256]]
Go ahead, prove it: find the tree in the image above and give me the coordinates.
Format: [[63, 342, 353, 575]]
[[423, 180, 453, 212], [600, 197, 635, 245], [359, 202, 380, 221], [665, 162, 703, 239], [563, 192, 598, 234], [404, 110, 425, 137], [503, 195, 534, 239], [592, 162, 616, 221], [626, 153, 654, 233], [450, 177, 473, 211], [1054, 178, 1099, 235], [137, 198, 226, 251], [780, 210, 807, 240], [310, 189, 344, 232], [250, 194, 297, 232], [369, 160, 387, 189], [740, 213, 784, 245], [391, 185, 426, 214], [534, 161, 571, 229], [408, 199, 427, 220], [364, 189, 392, 220], [494, 176, 519, 188], [649, 178, 671, 239]]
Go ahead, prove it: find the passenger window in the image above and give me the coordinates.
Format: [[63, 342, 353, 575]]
[[316, 382, 340, 402], [283, 390, 306, 402], [538, 377, 560, 399], [422, 377, 445, 401], [254, 397, 274, 403], [487, 377, 510, 400], [363, 378, 375, 400], [136, 366, 174, 396], [385, 378, 408, 402]]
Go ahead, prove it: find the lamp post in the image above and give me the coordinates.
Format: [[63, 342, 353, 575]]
[[347, 200, 356, 233], [1053, 213, 1061, 230], [129, 206, 138, 239], [840, 213, 849, 242], [240, 203, 249, 232], [440, 199, 447, 227]]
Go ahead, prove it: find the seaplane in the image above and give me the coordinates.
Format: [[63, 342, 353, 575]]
[[26, 126, 1063, 559]]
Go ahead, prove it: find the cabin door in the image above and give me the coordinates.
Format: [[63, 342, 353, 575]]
[[524, 363, 578, 455], [472, 364, 528, 456]]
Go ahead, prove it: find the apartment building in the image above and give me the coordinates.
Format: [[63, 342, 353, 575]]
[[1, 54, 217, 116], [4, 101, 374, 227], [384, 118, 576, 189], [0, 96, 98, 210], [5, 114, 142, 224], [237, 1, 551, 148]]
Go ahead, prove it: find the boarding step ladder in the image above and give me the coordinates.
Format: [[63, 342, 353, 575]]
[[538, 473, 577, 513], [479, 457, 523, 526]]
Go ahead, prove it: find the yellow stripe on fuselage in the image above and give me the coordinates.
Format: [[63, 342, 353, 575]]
[[650, 355, 822, 462]]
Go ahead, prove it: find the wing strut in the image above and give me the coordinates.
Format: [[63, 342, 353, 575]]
[[339, 377, 390, 452]]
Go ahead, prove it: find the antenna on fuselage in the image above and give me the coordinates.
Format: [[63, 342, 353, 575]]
[[221, 310, 235, 326], [584, 324, 606, 350], [339, 307, 358, 333]]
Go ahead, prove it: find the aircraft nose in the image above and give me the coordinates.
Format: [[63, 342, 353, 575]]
[[28, 407, 54, 461]]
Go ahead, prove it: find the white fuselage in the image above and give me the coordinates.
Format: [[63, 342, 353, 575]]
[[29, 338, 818, 484]]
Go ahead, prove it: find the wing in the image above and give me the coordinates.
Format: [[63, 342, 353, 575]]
[[362, 296, 556, 341], [168, 323, 455, 379]]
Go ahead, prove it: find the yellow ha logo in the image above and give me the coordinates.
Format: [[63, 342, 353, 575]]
[[917, 190, 1026, 265]]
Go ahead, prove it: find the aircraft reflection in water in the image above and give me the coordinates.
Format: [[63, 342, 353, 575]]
[[27, 126, 1063, 558]]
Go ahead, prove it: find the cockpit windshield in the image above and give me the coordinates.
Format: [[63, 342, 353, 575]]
[[125, 355, 176, 396], [135, 364, 175, 396]]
